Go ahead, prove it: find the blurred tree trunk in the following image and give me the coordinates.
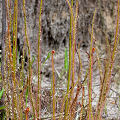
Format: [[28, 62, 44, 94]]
[[1, 0, 6, 79], [0, 0, 6, 118]]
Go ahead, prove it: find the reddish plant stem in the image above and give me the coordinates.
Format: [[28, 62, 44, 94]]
[[52, 50, 56, 120]]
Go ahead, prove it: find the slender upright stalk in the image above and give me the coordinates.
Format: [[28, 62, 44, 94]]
[[70, 1, 79, 119], [22, 0, 36, 118], [65, 1, 78, 119], [5, 0, 12, 63], [12, 0, 19, 118], [51, 50, 56, 120], [80, 86, 85, 120], [87, 8, 96, 120], [37, 0, 43, 119], [65, 0, 73, 118], [71, 0, 77, 94], [95, 0, 119, 119], [5, 0, 17, 118], [3, 43, 10, 118]]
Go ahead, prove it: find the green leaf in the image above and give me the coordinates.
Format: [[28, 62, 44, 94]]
[[0, 88, 4, 100], [64, 48, 68, 72], [0, 106, 5, 110]]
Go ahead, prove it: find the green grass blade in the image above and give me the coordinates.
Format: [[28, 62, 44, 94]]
[[0, 88, 4, 100], [0, 106, 5, 110], [64, 48, 68, 72], [42, 52, 51, 66]]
